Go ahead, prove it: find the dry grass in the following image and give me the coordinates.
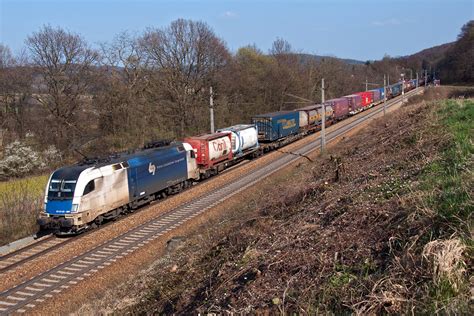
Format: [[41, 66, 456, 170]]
[[423, 239, 467, 292], [0, 175, 47, 245]]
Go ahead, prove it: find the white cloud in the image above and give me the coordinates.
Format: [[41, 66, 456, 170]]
[[372, 18, 401, 26], [221, 11, 238, 19]]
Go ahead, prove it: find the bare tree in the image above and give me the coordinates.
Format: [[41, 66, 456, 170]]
[[26, 25, 99, 151], [140, 19, 230, 136], [0, 44, 14, 68], [0, 44, 33, 143], [269, 38, 301, 110], [96, 32, 152, 149]]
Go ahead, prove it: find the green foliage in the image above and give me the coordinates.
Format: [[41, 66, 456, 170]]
[[422, 99, 473, 226]]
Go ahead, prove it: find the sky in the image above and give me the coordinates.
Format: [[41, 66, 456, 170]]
[[0, 0, 473, 61]]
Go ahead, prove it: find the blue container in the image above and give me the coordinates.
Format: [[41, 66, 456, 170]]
[[252, 111, 299, 142], [390, 83, 402, 97], [126, 144, 188, 200], [377, 87, 385, 100]]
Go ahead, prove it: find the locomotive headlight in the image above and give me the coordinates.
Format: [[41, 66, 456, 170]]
[[71, 204, 79, 213]]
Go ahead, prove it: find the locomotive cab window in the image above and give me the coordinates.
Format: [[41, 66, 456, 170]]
[[190, 150, 196, 158], [83, 180, 95, 196], [49, 179, 61, 192], [62, 180, 76, 192], [48, 180, 76, 199]]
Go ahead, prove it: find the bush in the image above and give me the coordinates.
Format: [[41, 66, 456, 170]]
[[0, 141, 59, 180]]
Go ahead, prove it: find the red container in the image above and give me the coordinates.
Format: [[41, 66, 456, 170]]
[[326, 98, 349, 121], [355, 91, 373, 107], [184, 132, 233, 168]]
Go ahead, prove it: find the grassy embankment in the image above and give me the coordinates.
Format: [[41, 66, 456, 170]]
[[0, 175, 48, 246], [109, 87, 472, 314]]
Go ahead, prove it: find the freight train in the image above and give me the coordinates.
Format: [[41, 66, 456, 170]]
[[38, 79, 422, 235]]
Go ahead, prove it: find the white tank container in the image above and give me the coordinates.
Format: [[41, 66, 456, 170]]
[[299, 111, 309, 127], [218, 124, 258, 154]]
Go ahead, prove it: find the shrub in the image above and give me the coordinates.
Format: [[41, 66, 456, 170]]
[[0, 141, 59, 179]]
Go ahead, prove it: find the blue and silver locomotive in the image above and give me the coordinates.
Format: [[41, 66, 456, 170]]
[[38, 142, 199, 234]]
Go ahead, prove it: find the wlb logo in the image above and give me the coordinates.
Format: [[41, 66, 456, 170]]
[[148, 162, 156, 175]]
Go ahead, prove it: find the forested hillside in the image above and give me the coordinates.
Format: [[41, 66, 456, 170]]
[[437, 20, 474, 84]]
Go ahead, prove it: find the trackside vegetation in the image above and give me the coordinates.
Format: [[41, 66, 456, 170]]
[[418, 99, 472, 312], [423, 99, 472, 226], [0, 175, 48, 245]]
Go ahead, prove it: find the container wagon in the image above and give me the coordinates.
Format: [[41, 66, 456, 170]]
[[184, 132, 233, 179], [252, 111, 301, 151], [389, 83, 402, 98], [370, 89, 382, 104], [356, 91, 373, 108], [326, 98, 350, 121], [344, 94, 363, 114], [252, 111, 299, 142], [217, 124, 259, 159]]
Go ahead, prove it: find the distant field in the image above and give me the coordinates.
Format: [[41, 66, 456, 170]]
[[0, 174, 48, 246]]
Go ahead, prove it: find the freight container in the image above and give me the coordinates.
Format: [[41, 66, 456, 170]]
[[377, 87, 385, 101], [217, 124, 259, 156], [126, 143, 189, 200], [356, 91, 373, 107], [183, 132, 232, 169], [326, 98, 349, 121], [252, 111, 299, 142], [370, 89, 381, 103], [390, 83, 402, 97], [297, 105, 319, 128], [343, 94, 363, 114]]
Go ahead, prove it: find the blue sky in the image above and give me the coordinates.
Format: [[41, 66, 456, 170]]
[[1, 0, 472, 60]]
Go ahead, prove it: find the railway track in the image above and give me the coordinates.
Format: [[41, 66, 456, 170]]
[[0, 88, 422, 314], [0, 236, 68, 274]]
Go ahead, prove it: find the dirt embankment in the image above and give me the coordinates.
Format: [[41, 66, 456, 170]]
[[76, 86, 473, 315]]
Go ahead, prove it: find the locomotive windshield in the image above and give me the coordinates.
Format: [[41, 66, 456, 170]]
[[48, 179, 77, 199]]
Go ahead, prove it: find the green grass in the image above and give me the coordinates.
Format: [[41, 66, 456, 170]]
[[419, 99, 473, 312], [422, 99, 473, 228]]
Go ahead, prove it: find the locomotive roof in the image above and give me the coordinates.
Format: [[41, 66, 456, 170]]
[[70, 142, 184, 170], [51, 164, 92, 181]]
